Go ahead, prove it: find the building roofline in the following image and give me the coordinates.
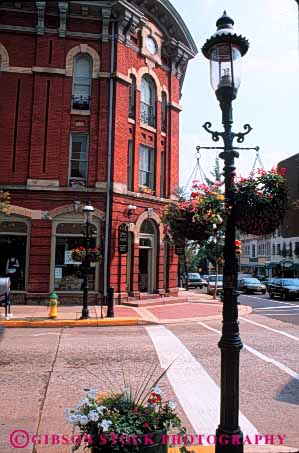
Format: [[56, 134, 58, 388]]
[[157, 0, 198, 56]]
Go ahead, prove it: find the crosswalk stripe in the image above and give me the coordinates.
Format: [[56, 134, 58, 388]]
[[198, 322, 299, 381], [240, 316, 299, 342], [145, 325, 258, 444], [255, 306, 294, 310]]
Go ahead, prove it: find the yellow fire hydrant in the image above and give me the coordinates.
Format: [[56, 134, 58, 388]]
[[49, 292, 59, 319]]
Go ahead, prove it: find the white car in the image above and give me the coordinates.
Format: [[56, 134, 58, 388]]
[[207, 275, 223, 295]]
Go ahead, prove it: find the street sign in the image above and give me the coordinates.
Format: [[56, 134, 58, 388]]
[[118, 223, 129, 254]]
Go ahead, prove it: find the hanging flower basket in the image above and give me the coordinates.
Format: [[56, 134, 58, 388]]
[[163, 183, 224, 244], [234, 167, 288, 236], [71, 247, 102, 263]]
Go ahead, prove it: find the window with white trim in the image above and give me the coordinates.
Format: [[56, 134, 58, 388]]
[[139, 145, 155, 190], [161, 92, 167, 132], [140, 75, 156, 127], [72, 54, 92, 110], [69, 134, 88, 187], [129, 75, 136, 119]]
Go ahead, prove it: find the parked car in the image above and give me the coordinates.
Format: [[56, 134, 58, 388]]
[[185, 273, 207, 289], [238, 278, 266, 294], [268, 278, 299, 300], [207, 275, 223, 295], [264, 277, 276, 292]]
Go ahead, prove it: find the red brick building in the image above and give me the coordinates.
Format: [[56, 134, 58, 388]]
[[0, 0, 197, 304]]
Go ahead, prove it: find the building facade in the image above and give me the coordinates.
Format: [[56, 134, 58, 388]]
[[0, 0, 197, 304]]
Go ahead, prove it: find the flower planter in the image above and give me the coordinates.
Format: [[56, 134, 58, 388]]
[[235, 201, 287, 236], [71, 251, 102, 263], [234, 167, 288, 236], [90, 430, 167, 453]]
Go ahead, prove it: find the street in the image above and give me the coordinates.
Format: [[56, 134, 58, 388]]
[[239, 294, 299, 326], [0, 301, 298, 452]]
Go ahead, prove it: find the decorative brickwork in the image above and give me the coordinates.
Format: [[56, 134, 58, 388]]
[[0, 0, 196, 304]]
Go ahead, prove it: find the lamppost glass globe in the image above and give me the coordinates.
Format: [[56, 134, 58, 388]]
[[202, 11, 249, 98]]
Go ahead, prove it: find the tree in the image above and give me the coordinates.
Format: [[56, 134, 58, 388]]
[[205, 157, 223, 187], [0, 191, 10, 213]]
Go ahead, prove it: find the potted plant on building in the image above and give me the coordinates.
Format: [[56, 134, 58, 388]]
[[71, 246, 102, 263], [234, 167, 287, 236], [162, 182, 224, 244], [140, 186, 154, 195]]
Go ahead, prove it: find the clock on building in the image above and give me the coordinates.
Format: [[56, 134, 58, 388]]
[[146, 36, 157, 55]]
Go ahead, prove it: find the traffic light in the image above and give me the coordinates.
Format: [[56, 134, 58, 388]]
[[235, 240, 242, 256]]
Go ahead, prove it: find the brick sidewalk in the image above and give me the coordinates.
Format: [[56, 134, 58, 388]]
[[0, 291, 251, 327]]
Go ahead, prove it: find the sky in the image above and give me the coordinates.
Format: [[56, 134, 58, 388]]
[[170, 0, 299, 191]]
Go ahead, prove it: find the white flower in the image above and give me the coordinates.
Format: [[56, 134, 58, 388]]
[[88, 411, 99, 422], [79, 415, 89, 426], [66, 413, 80, 425], [96, 405, 107, 415], [151, 386, 162, 396], [100, 419, 112, 432], [76, 399, 89, 410], [168, 401, 176, 410], [85, 388, 97, 399]]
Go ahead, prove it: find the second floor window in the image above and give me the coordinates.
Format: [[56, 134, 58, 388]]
[[127, 140, 134, 191], [160, 150, 166, 198], [69, 134, 88, 187], [129, 75, 136, 119], [140, 75, 156, 127], [161, 92, 167, 132], [72, 54, 92, 110], [139, 145, 154, 190]]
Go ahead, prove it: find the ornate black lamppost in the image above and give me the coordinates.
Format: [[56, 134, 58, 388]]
[[201, 12, 252, 452], [81, 202, 95, 320]]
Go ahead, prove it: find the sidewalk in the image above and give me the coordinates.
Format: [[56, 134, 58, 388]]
[[0, 290, 251, 328]]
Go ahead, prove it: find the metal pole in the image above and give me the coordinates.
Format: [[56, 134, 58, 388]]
[[81, 222, 90, 320], [107, 287, 114, 318], [216, 87, 243, 452]]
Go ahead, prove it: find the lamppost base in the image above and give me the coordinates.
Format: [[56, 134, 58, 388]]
[[215, 427, 244, 453], [80, 309, 89, 320]]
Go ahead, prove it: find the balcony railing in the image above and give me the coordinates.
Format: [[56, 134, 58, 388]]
[[72, 95, 90, 111], [140, 102, 155, 128]]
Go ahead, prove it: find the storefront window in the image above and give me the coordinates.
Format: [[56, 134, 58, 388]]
[[0, 220, 28, 290], [54, 222, 98, 291]]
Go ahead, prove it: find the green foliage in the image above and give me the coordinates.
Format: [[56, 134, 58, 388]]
[[234, 167, 288, 235], [0, 191, 10, 213]]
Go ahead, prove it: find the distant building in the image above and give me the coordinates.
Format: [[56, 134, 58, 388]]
[[0, 1, 197, 304]]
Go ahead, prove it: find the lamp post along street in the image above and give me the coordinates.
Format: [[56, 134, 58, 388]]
[[81, 202, 95, 320], [202, 12, 250, 452]]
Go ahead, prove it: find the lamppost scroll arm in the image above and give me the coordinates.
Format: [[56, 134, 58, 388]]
[[232, 123, 253, 143], [202, 121, 224, 142]]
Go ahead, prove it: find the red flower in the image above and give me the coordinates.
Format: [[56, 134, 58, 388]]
[[279, 167, 286, 176], [143, 422, 150, 428]]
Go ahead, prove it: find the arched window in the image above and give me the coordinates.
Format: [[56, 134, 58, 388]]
[[128, 75, 136, 119], [140, 75, 156, 127], [72, 54, 92, 110], [161, 91, 167, 132]]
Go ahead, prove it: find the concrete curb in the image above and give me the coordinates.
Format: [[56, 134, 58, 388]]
[[0, 304, 252, 328], [0, 317, 141, 328]]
